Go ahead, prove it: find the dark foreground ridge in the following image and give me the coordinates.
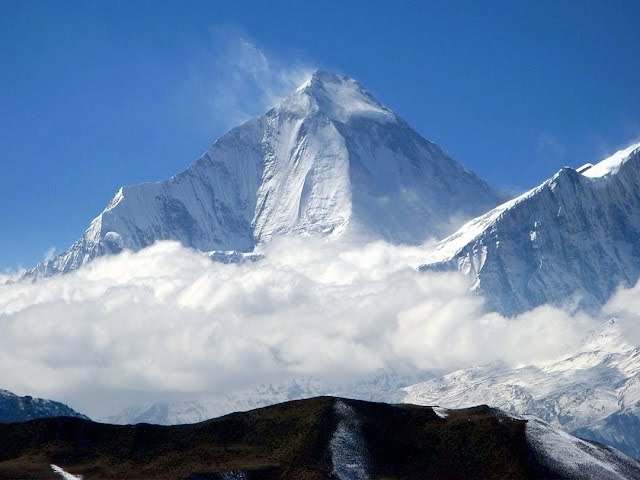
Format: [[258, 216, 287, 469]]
[[0, 396, 638, 479]]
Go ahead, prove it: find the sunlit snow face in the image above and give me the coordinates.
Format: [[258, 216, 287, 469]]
[[0, 238, 615, 416]]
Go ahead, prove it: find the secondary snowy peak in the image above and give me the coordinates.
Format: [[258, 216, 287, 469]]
[[0, 389, 88, 423], [420, 141, 640, 315], [33, 71, 502, 275]]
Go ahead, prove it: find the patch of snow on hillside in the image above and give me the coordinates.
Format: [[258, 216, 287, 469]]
[[51, 465, 83, 480], [432, 406, 449, 418], [330, 401, 370, 480]]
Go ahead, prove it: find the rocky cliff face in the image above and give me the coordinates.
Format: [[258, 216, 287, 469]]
[[420, 142, 640, 315], [33, 70, 501, 275]]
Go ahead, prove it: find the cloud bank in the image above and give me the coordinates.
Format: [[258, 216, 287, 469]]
[[0, 238, 603, 417]]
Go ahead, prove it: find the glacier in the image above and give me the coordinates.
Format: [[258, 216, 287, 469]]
[[33, 70, 502, 276]]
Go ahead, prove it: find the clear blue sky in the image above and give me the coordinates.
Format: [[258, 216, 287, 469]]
[[2, 0, 639, 270]]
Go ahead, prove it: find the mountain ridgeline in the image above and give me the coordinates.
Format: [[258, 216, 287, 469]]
[[33, 70, 502, 276], [421, 142, 640, 315]]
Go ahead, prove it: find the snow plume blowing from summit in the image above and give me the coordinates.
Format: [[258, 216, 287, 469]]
[[0, 238, 610, 418], [189, 26, 314, 129]]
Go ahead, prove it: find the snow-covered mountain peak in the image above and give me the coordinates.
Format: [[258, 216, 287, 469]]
[[30, 71, 503, 276], [284, 69, 396, 124], [581, 141, 640, 178], [0, 389, 88, 422]]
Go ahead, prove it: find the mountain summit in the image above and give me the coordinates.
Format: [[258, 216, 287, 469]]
[[286, 70, 397, 124], [35, 70, 502, 275]]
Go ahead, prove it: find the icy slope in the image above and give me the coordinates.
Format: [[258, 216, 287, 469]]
[[420, 142, 640, 315], [34, 70, 501, 275], [401, 319, 640, 458]]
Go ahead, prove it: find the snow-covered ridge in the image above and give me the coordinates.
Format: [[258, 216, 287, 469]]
[[581, 141, 640, 178], [420, 141, 640, 314], [525, 416, 640, 480], [420, 178, 551, 265], [31, 70, 502, 276]]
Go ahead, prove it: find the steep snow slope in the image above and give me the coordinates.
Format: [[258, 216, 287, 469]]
[[34, 70, 501, 275], [401, 319, 640, 458], [0, 389, 88, 422], [420, 142, 640, 315]]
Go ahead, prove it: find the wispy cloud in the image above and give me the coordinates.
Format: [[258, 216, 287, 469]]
[[186, 25, 315, 131], [43, 246, 57, 263], [537, 132, 567, 165]]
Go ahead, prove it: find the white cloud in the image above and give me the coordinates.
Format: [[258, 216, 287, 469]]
[[186, 25, 315, 131], [0, 269, 25, 285], [0, 238, 601, 418], [537, 132, 567, 164], [601, 281, 640, 344]]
